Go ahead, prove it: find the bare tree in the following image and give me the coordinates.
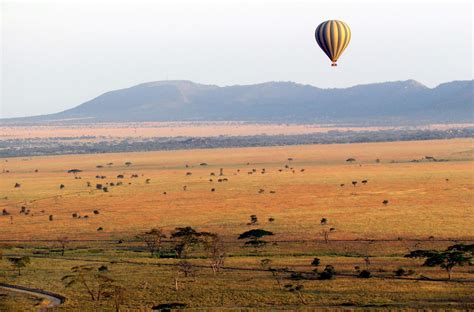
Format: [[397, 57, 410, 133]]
[[62, 265, 115, 301], [260, 259, 283, 289], [320, 219, 335, 244], [284, 283, 306, 305], [112, 285, 126, 312], [58, 236, 69, 256], [204, 234, 226, 274], [174, 261, 196, 291]]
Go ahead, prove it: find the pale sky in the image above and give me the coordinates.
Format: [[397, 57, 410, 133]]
[[1, 0, 473, 118]]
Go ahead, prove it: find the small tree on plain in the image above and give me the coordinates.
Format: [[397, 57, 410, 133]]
[[171, 227, 211, 259], [67, 169, 82, 176], [318, 265, 336, 280], [204, 233, 226, 274], [260, 258, 283, 289], [8, 256, 30, 276], [58, 236, 69, 256], [249, 215, 258, 225], [311, 258, 320, 267], [283, 283, 306, 305], [136, 228, 166, 258], [62, 265, 115, 301], [238, 229, 274, 248], [405, 244, 473, 280]]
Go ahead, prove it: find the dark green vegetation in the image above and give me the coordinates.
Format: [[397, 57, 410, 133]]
[[1, 127, 473, 158]]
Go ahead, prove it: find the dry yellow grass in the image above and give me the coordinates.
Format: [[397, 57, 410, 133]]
[[1, 139, 473, 311], [1, 122, 472, 139], [0, 138, 473, 241]]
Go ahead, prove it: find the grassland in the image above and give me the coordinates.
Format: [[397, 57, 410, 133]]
[[0, 139, 473, 310], [2, 122, 471, 139]]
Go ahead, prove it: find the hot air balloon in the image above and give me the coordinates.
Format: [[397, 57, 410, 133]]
[[315, 20, 351, 66]]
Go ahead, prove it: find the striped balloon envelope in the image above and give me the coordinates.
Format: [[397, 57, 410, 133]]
[[315, 20, 351, 66]]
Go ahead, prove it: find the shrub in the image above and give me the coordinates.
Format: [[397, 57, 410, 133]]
[[358, 270, 371, 278], [318, 265, 335, 280]]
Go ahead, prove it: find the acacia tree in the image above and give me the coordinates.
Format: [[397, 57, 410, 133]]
[[405, 244, 473, 280], [171, 227, 212, 259], [67, 169, 82, 176], [136, 228, 166, 258], [7, 256, 30, 276], [238, 229, 274, 248], [62, 265, 116, 301]]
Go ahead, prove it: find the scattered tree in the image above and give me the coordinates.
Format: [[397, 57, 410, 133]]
[[136, 228, 167, 258], [57, 236, 69, 256], [405, 244, 473, 279], [311, 258, 320, 267], [67, 169, 82, 176], [204, 234, 226, 274], [8, 256, 30, 276], [238, 229, 274, 248], [318, 265, 335, 280], [283, 283, 306, 305], [358, 270, 371, 278], [260, 259, 283, 289], [249, 214, 258, 225], [171, 227, 212, 258], [62, 265, 116, 301]]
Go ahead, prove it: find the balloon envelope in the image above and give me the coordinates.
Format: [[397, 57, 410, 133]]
[[315, 20, 351, 66]]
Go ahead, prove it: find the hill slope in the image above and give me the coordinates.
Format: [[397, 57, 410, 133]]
[[4, 80, 473, 124]]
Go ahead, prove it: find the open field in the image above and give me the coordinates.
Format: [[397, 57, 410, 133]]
[[1, 122, 472, 139], [1, 139, 473, 310]]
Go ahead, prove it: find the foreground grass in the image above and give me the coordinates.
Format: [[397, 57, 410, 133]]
[[1, 251, 473, 311]]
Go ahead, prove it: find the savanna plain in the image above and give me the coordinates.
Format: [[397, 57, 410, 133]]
[[0, 139, 473, 311]]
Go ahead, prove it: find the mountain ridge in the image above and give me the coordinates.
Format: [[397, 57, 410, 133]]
[[2, 79, 473, 124]]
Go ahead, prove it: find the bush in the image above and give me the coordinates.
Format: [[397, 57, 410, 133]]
[[394, 267, 415, 276], [311, 258, 320, 266], [358, 270, 371, 278], [98, 265, 108, 272], [318, 265, 335, 280], [394, 268, 405, 276]]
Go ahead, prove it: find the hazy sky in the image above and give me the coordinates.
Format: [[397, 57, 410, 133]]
[[1, 0, 473, 118]]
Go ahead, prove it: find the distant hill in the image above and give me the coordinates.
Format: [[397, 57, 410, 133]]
[[3, 80, 473, 124]]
